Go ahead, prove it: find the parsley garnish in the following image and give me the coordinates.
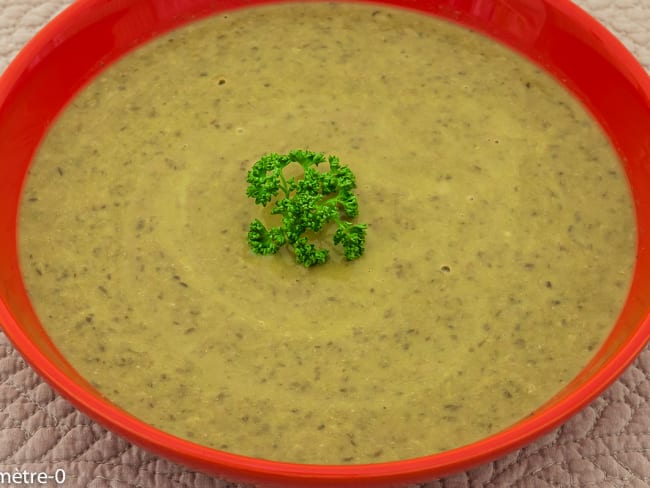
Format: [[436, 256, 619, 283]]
[[246, 150, 367, 267]]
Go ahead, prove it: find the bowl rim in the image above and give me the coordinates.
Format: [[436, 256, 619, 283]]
[[1, 0, 650, 486]]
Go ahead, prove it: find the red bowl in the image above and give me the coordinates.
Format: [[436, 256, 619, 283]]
[[1, 0, 650, 486]]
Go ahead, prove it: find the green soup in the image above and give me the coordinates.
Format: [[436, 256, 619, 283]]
[[18, 2, 636, 464]]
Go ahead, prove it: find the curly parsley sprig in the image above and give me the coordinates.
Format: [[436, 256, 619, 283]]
[[246, 150, 367, 267]]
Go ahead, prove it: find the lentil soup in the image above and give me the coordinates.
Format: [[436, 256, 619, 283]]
[[18, 2, 636, 464]]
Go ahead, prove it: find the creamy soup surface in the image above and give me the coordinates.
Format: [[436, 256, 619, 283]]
[[19, 2, 636, 464]]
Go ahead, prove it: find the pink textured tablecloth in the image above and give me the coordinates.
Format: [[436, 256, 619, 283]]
[[1, 1, 650, 486]]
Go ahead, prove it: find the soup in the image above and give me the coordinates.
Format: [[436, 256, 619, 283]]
[[18, 2, 636, 464]]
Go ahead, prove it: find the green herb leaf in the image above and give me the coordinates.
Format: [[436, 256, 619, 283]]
[[245, 150, 367, 267]]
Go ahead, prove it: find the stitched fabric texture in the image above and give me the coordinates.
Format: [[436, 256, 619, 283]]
[[1, 1, 649, 486]]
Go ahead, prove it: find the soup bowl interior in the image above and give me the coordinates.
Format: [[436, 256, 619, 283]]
[[1, 0, 650, 486]]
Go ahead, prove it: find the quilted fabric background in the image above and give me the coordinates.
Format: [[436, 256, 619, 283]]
[[1, 0, 650, 486]]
